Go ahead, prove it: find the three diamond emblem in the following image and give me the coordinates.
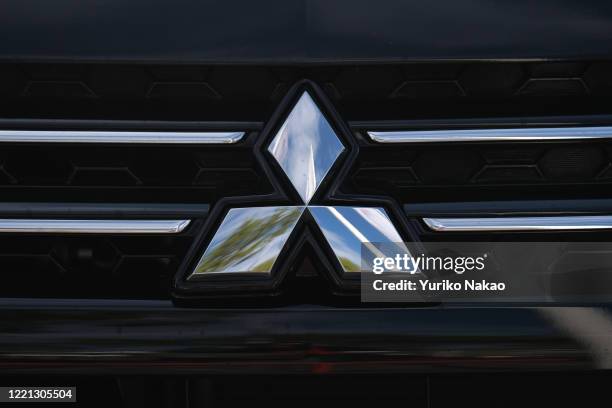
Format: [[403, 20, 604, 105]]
[[188, 91, 408, 279]]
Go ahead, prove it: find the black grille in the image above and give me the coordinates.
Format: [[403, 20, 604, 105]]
[[348, 138, 612, 203], [2, 61, 612, 121], [0, 226, 200, 299], [0, 137, 271, 203], [1, 61, 612, 300], [0, 126, 272, 299]]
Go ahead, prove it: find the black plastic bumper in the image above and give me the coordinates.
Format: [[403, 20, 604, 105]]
[[0, 299, 598, 374]]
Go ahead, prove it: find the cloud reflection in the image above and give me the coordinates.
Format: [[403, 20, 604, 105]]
[[268, 92, 344, 204]]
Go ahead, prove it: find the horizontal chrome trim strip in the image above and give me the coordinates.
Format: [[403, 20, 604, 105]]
[[0, 119, 264, 131], [369, 126, 612, 143], [423, 216, 612, 232], [350, 114, 612, 130], [0, 219, 190, 234], [0, 202, 209, 218], [404, 199, 612, 217], [0, 130, 244, 144]]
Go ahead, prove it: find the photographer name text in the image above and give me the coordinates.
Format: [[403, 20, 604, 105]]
[[373, 279, 506, 292]]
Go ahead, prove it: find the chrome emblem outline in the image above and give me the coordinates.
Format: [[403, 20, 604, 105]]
[[174, 81, 414, 295]]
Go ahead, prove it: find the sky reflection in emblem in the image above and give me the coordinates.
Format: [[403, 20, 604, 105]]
[[190, 206, 304, 277], [309, 206, 409, 273], [268, 92, 345, 204]]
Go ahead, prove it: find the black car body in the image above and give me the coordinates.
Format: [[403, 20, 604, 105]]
[[2, 0, 612, 406]]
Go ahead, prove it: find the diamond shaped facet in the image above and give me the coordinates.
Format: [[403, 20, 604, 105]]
[[268, 92, 345, 204], [190, 206, 305, 277], [309, 206, 409, 273]]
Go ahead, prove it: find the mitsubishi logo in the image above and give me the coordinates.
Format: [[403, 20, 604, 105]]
[[176, 82, 411, 295]]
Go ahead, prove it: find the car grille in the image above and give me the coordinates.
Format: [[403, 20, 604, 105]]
[[1, 61, 612, 300], [0, 233, 195, 299], [0, 129, 269, 203], [0, 126, 270, 299], [2, 61, 612, 121], [349, 128, 612, 203]]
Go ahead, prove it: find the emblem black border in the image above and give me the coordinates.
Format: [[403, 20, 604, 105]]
[[173, 80, 420, 301]]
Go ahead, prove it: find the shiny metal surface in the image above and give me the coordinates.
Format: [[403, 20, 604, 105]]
[[0, 219, 190, 234], [190, 205, 410, 275], [0, 202, 209, 218], [190, 206, 305, 277], [0, 298, 595, 374], [423, 215, 612, 232], [368, 126, 612, 143], [309, 206, 408, 272], [268, 92, 345, 204], [0, 130, 244, 144]]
